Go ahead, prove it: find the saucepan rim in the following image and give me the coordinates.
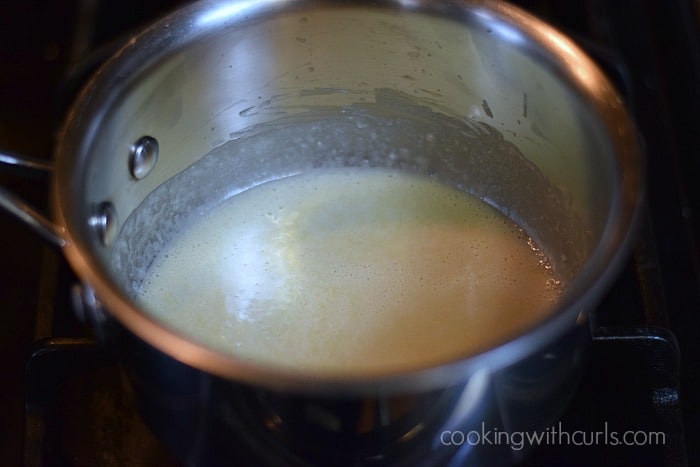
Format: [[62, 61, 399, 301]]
[[51, 0, 644, 395]]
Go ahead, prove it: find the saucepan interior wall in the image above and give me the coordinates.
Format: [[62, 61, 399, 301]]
[[66, 6, 611, 305]]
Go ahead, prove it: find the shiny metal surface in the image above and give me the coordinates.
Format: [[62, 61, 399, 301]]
[[0, 152, 64, 246], [0, 151, 53, 173], [54, 0, 642, 388], [107, 315, 588, 466], [129, 136, 159, 180], [87, 201, 118, 246], [0, 186, 65, 248], [2, 0, 643, 464]]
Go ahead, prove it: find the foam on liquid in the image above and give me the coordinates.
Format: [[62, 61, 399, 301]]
[[138, 169, 562, 375]]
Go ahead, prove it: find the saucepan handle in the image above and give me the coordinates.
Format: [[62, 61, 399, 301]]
[[0, 151, 67, 248]]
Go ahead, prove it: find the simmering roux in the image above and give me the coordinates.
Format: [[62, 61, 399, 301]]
[[137, 168, 562, 374]]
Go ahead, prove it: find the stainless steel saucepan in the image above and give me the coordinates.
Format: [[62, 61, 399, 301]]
[[0, 1, 643, 465]]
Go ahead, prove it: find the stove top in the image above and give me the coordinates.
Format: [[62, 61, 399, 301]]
[[21, 288, 686, 466], [2, 1, 699, 465]]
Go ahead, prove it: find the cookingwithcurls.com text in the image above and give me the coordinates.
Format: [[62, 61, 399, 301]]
[[440, 422, 667, 451]]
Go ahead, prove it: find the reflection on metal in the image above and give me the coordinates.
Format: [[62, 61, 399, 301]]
[[0, 185, 66, 248], [129, 136, 159, 180], [88, 201, 118, 246]]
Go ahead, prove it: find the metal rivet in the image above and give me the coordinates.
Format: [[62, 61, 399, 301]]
[[129, 136, 159, 180], [89, 201, 118, 246]]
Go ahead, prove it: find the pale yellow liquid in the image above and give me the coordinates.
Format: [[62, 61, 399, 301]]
[[138, 169, 561, 375]]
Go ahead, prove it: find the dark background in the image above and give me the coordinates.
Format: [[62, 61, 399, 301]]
[[1, 1, 699, 466], [0, 2, 189, 464]]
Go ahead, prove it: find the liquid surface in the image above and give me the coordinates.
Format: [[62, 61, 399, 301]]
[[138, 169, 561, 374]]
